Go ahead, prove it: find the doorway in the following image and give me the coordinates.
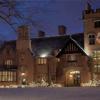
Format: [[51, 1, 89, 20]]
[[66, 71, 81, 86]]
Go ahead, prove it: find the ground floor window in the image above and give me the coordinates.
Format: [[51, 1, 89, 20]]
[[0, 71, 17, 82]]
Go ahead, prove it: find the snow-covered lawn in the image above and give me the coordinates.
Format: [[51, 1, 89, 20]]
[[0, 87, 100, 100]]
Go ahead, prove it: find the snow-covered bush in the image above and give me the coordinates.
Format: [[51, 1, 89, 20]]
[[28, 80, 62, 88], [81, 80, 100, 87], [28, 78, 49, 87], [49, 82, 62, 87]]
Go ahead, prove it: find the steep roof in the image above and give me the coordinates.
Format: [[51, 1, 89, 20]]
[[0, 40, 16, 52], [57, 36, 87, 57], [0, 33, 84, 56], [71, 33, 84, 48]]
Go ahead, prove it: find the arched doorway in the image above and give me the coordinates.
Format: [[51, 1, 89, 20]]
[[65, 70, 81, 86]]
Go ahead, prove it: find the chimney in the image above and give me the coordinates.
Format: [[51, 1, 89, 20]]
[[58, 25, 66, 35], [17, 25, 29, 40], [38, 31, 45, 37]]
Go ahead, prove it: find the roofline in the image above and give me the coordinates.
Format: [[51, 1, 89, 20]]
[[70, 36, 88, 56]]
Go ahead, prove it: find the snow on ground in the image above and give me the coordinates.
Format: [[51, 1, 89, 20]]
[[0, 87, 100, 100]]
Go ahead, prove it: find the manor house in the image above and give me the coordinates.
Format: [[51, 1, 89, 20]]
[[0, 4, 100, 86]]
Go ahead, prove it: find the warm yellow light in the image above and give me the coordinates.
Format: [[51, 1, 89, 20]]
[[70, 71, 80, 74], [22, 78, 26, 82], [21, 72, 25, 76], [69, 74, 73, 78]]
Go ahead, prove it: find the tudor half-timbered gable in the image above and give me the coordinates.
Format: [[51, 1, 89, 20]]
[[56, 37, 91, 86]]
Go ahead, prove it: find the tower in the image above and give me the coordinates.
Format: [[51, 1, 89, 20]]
[[83, 3, 100, 56]]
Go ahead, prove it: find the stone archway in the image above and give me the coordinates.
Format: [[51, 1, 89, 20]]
[[64, 67, 81, 87]]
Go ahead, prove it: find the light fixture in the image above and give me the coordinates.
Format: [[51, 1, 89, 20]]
[[21, 72, 25, 76], [40, 53, 48, 58], [69, 74, 73, 78]]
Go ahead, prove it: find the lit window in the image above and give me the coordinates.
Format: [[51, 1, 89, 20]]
[[93, 51, 100, 73], [94, 65, 100, 73], [5, 60, 13, 65], [88, 34, 95, 45], [67, 54, 76, 62], [0, 71, 17, 82], [94, 20, 100, 28], [93, 51, 100, 59], [37, 58, 47, 64]]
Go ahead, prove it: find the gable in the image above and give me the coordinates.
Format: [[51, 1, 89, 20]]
[[57, 37, 87, 57]]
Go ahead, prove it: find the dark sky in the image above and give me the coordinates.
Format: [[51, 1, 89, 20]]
[[0, 0, 100, 40]]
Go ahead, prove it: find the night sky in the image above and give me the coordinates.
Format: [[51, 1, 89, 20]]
[[0, 0, 100, 40]]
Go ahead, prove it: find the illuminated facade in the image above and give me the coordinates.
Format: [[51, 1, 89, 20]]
[[0, 4, 100, 86], [83, 4, 100, 81]]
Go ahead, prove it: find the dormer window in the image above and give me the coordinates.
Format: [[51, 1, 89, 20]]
[[88, 34, 95, 45], [67, 54, 76, 62], [5, 60, 13, 66]]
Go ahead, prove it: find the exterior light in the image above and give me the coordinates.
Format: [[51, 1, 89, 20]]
[[69, 74, 73, 78], [70, 71, 80, 74], [22, 78, 26, 82], [21, 72, 25, 76], [40, 53, 48, 58]]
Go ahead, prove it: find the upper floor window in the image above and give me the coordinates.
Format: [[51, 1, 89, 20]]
[[94, 65, 100, 73], [37, 58, 47, 64], [93, 50, 100, 58], [67, 54, 76, 62], [5, 60, 13, 65], [93, 51, 100, 73], [94, 20, 100, 28], [88, 34, 95, 45]]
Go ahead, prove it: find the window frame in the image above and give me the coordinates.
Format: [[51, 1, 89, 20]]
[[37, 57, 47, 65], [93, 51, 100, 73], [94, 20, 100, 28], [67, 54, 77, 62], [5, 59, 13, 66], [88, 34, 96, 45], [0, 70, 17, 82]]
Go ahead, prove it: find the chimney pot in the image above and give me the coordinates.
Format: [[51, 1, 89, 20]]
[[58, 25, 66, 35]]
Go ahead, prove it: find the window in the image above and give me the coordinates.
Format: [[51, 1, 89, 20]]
[[67, 54, 76, 62], [5, 60, 13, 65], [93, 51, 100, 60], [94, 20, 100, 28], [37, 58, 47, 64], [96, 32, 100, 43], [94, 65, 100, 73], [93, 51, 100, 73], [0, 71, 17, 82], [88, 34, 95, 45]]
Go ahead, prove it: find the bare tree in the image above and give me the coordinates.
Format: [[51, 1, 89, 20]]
[[0, 0, 55, 40]]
